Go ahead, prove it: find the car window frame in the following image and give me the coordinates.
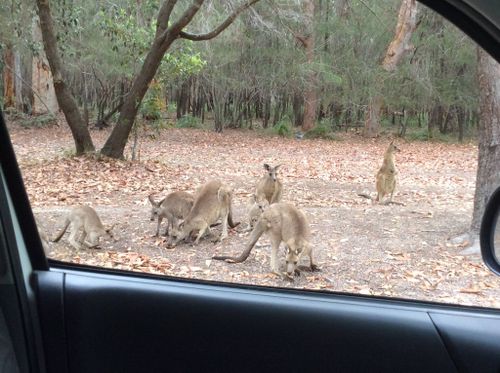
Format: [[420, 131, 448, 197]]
[[1, 0, 500, 307]]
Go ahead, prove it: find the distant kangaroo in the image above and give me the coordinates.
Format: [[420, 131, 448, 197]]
[[376, 141, 400, 203], [255, 164, 282, 204]]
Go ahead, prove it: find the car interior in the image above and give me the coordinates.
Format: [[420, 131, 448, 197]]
[[1, 0, 500, 372]]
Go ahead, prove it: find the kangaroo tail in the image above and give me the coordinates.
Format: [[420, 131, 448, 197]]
[[212, 223, 263, 263], [51, 219, 70, 242]]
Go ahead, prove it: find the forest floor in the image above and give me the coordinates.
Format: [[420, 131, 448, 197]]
[[7, 118, 500, 308]]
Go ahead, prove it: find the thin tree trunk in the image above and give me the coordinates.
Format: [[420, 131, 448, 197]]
[[300, 0, 317, 132], [34, 4, 94, 154], [14, 51, 23, 111]]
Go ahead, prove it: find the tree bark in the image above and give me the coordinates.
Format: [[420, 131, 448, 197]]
[[382, 0, 418, 72], [34, 4, 94, 154], [3, 46, 15, 108], [470, 48, 500, 233], [363, 0, 417, 137], [14, 51, 23, 111], [298, 0, 317, 132]]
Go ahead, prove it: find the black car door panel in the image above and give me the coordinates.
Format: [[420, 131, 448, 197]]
[[33, 269, 500, 373]]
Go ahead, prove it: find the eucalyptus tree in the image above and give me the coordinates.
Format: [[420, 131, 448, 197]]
[[35, 0, 261, 157]]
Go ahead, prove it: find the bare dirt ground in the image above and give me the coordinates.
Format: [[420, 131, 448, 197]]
[[8, 120, 500, 308]]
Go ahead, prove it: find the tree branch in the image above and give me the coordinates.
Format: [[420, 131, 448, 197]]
[[178, 0, 260, 41], [155, 0, 178, 38], [160, 0, 204, 41]]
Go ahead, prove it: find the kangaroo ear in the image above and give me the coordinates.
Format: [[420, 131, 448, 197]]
[[148, 194, 156, 206], [263, 164, 270, 171], [275, 164, 282, 170]]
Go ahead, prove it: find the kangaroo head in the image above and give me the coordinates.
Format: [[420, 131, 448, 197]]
[[388, 141, 400, 153], [263, 164, 281, 182], [256, 198, 269, 212], [217, 186, 232, 202], [105, 224, 115, 238], [252, 194, 269, 210], [285, 245, 302, 276], [148, 194, 162, 221]]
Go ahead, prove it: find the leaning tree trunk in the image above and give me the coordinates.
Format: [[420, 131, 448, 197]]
[[101, 39, 172, 158], [363, 0, 418, 137], [35, 2, 94, 154], [470, 48, 500, 234], [101, 0, 260, 158]]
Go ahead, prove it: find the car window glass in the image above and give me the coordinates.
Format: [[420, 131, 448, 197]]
[[2, 1, 500, 308]]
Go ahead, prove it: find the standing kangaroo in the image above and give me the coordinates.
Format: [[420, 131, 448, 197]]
[[148, 191, 194, 237], [52, 206, 114, 249], [172, 180, 238, 245], [213, 203, 317, 279], [376, 141, 400, 203], [255, 164, 283, 204]]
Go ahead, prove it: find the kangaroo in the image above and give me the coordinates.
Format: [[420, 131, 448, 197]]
[[255, 164, 283, 204], [52, 206, 114, 249], [212, 203, 317, 279], [35, 219, 50, 252], [172, 180, 239, 245], [376, 141, 400, 203], [149, 191, 194, 237], [246, 195, 270, 231]]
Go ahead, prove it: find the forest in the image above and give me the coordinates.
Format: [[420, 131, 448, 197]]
[[1, 0, 481, 142], [1, 0, 500, 307]]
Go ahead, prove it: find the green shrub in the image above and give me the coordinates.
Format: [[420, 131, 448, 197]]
[[20, 113, 57, 128], [303, 121, 337, 140], [176, 115, 201, 128], [271, 119, 292, 137], [140, 97, 162, 120], [140, 81, 164, 120]]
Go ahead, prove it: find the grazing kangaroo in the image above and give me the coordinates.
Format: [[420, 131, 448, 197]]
[[255, 164, 283, 204], [246, 195, 270, 231], [148, 191, 194, 237], [213, 203, 317, 279], [52, 206, 114, 249], [172, 180, 238, 245], [376, 141, 400, 203]]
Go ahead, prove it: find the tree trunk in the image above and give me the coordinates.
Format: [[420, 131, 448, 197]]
[[14, 51, 23, 111], [101, 34, 176, 158], [300, 0, 317, 132], [34, 5, 94, 154], [3, 46, 15, 108], [364, 0, 417, 137], [364, 95, 383, 137], [470, 48, 500, 233], [382, 0, 418, 72]]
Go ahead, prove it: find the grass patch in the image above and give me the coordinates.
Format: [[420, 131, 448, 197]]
[[175, 115, 202, 129], [20, 113, 57, 128], [303, 122, 337, 140], [269, 119, 292, 137]]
